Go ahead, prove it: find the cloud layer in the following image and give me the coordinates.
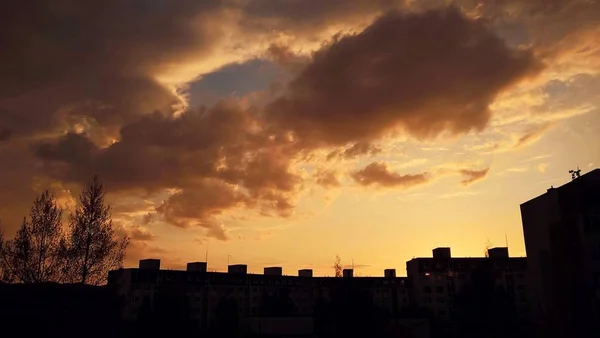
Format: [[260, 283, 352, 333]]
[[352, 162, 431, 188], [1, 0, 597, 245], [266, 8, 541, 147]]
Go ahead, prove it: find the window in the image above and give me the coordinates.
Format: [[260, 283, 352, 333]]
[[436, 297, 445, 304], [517, 285, 526, 291], [424, 297, 432, 304], [519, 295, 527, 303], [436, 286, 444, 293], [516, 273, 525, 280], [424, 286, 432, 294]]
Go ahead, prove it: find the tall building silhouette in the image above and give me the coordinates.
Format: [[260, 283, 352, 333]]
[[521, 168, 600, 338], [407, 247, 529, 321], [108, 260, 414, 336]]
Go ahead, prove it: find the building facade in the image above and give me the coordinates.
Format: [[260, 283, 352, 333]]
[[406, 247, 529, 321], [108, 260, 410, 330], [110, 248, 530, 332], [520, 168, 600, 338]]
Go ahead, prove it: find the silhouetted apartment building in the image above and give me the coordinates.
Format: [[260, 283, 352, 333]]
[[108, 260, 410, 331], [520, 168, 600, 338], [406, 247, 529, 320]]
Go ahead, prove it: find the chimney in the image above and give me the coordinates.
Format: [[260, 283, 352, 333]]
[[187, 262, 207, 272], [432, 247, 451, 259], [139, 259, 160, 270], [298, 269, 313, 277], [384, 269, 396, 278], [264, 267, 283, 276], [228, 264, 248, 275], [343, 269, 353, 278]]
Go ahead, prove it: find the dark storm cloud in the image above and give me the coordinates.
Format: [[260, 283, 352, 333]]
[[470, 0, 600, 68], [266, 7, 542, 147], [155, 179, 249, 229], [128, 226, 155, 242], [0, 1, 553, 239], [242, 0, 401, 36], [0, 0, 226, 140], [35, 100, 302, 233]]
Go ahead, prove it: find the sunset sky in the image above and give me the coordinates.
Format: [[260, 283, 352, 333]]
[[1, 0, 599, 277]]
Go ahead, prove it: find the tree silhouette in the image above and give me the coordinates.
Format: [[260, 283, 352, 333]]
[[334, 254, 342, 277], [0, 191, 64, 283], [61, 176, 129, 285], [0, 228, 13, 282]]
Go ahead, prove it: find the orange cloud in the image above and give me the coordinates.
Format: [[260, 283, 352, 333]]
[[6, 2, 590, 243], [267, 7, 541, 148], [514, 123, 554, 149], [315, 169, 341, 188], [351, 162, 430, 188], [459, 168, 491, 186], [326, 141, 382, 161]]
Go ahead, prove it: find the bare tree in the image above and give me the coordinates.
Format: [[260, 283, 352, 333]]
[[62, 176, 129, 285], [334, 254, 342, 277], [0, 191, 64, 283], [0, 227, 13, 282]]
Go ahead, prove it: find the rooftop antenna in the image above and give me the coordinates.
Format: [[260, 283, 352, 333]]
[[205, 238, 209, 261], [505, 233, 509, 254], [569, 166, 582, 181]]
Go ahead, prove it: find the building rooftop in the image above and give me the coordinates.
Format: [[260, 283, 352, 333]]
[[521, 168, 600, 206]]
